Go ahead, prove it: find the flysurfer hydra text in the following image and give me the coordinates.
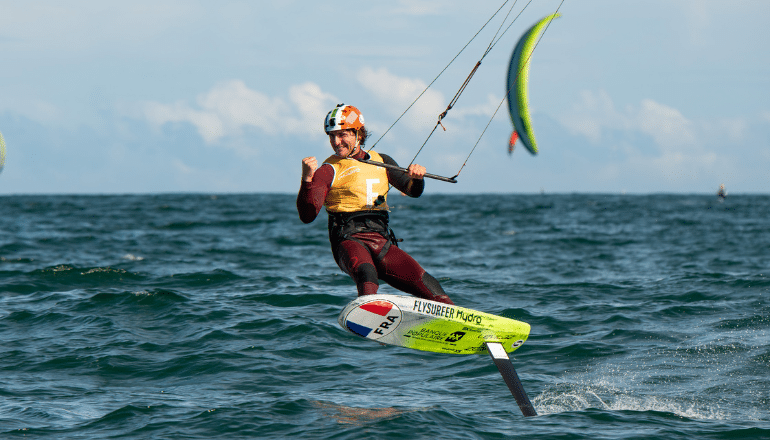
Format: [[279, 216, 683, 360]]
[[412, 300, 484, 325]]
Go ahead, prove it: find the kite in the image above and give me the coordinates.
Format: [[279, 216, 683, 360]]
[[506, 13, 560, 155]]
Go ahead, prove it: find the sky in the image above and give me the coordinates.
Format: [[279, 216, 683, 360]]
[[0, 0, 768, 195]]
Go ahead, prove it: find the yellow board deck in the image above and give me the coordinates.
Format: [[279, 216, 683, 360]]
[[338, 294, 530, 355]]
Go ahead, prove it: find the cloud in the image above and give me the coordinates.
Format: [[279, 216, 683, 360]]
[[447, 94, 501, 119], [0, 99, 64, 127], [555, 90, 748, 186], [560, 90, 697, 150], [559, 90, 623, 143], [286, 83, 339, 136], [145, 100, 224, 144], [356, 67, 446, 131], [143, 80, 337, 144], [636, 99, 696, 149]]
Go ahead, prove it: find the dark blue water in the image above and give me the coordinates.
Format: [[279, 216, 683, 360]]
[[1, 193, 768, 439]]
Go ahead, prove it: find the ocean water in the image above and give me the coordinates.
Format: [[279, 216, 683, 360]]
[[1, 193, 768, 439]]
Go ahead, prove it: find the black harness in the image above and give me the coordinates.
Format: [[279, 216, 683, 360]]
[[327, 210, 401, 261]]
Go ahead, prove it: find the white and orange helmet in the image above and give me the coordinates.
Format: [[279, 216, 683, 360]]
[[324, 104, 365, 134]]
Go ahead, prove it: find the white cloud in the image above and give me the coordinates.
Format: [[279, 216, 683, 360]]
[[143, 80, 337, 144], [145, 100, 224, 143], [0, 99, 63, 126], [448, 94, 501, 119], [556, 90, 748, 186], [286, 83, 339, 136], [636, 99, 696, 149], [357, 67, 446, 131], [559, 90, 624, 143], [196, 80, 287, 136], [560, 90, 697, 150], [703, 117, 748, 144]]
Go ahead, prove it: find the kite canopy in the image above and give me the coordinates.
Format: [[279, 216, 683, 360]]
[[0, 130, 5, 173], [506, 13, 560, 155]]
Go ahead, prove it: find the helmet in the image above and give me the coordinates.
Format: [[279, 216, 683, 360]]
[[324, 104, 365, 134]]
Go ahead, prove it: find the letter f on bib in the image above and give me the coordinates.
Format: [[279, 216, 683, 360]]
[[366, 178, 380, 207]]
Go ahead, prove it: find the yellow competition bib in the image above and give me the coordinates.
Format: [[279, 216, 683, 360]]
[[323, 151, 390, 213]]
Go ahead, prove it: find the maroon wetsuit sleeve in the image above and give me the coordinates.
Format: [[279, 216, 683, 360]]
[[380, 153, 424, 198], [296, 164, 334, 223]]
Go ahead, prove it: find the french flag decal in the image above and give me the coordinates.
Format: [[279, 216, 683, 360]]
[[344, 300, 402, 340]]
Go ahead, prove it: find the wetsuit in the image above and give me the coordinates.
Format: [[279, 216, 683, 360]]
[[297, 149, 453, 305]]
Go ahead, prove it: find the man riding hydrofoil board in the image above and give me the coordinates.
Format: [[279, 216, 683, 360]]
[[297, 104, 453, 305]]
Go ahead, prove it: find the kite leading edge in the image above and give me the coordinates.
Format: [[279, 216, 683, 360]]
[[506, 13, 561, 156]]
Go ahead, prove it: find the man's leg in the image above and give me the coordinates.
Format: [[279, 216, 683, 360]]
[[334, 239, 379, 296], [377, 246, 454, 305]]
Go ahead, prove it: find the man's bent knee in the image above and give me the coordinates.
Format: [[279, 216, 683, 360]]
[[422, 272, 454, 305]]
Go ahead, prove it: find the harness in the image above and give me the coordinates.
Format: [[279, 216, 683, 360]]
[[327, 210, 401, 261]]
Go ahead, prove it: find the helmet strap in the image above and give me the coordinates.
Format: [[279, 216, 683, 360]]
[[346, 131, 361, 158]]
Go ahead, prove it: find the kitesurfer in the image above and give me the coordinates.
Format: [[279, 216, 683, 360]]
[[297, 104, 454, 305], [717, 184, 727, 200]]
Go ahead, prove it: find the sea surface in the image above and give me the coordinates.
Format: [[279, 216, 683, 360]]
[[1, 193, 768, 439]]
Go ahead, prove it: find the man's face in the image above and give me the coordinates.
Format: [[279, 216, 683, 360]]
[[328, 129, 359, 158]]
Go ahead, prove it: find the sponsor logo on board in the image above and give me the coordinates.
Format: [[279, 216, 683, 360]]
[[412, 300, 455, 319], [404, 328, 446, 341], [456, 310, 483, 326], [444, 331, 466, 343], [412, 300, 484, 326]]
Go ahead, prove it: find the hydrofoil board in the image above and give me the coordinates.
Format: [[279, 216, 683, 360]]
[[338, 293, 537, 416], [338, 294, 530, 355]]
